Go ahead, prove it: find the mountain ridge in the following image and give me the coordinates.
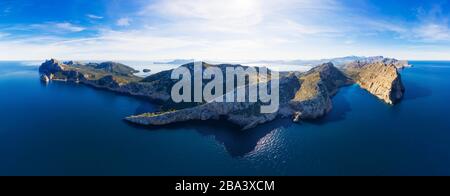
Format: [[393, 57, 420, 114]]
[[39, 56, 406, 130]]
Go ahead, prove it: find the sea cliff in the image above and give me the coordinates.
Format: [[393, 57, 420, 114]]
[[343, 60, 405, 104]]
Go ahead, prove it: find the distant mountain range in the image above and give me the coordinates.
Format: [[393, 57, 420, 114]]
[[246, 56, 410, 67], [153, 59, 195, 65], [152, 56, 410, 69]]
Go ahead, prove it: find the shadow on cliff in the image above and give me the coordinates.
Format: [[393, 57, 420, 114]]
[[402, 81, 432, 101], [126, 117, 294, 157]]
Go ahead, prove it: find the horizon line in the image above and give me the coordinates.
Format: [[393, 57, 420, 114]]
[[1, 57, 450, 62]]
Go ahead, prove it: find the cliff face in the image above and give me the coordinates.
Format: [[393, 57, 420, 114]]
[[39, 57, 406, 130], [344, 62, 405, 104], [288, 63, 352, 120]]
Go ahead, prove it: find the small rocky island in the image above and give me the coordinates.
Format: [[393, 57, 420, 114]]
[[39, 57, 406, 130]]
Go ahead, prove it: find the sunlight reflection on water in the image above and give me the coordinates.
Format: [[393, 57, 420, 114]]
[[243, 128, 291, 175]]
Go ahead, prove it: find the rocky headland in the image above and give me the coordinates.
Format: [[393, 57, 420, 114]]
[[39, 57, 407, 130]]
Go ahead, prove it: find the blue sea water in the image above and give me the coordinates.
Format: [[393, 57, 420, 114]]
[[0, 61, 449, 176]]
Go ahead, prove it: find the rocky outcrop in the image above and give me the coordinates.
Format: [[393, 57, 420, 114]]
[[344, 62, 405, 104], [39, 58, 406, 130], [40, 74, 50, 83], [39, 59, 65, 75]]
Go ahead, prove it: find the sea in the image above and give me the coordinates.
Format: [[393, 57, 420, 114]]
[[0, 60, 449, 176]]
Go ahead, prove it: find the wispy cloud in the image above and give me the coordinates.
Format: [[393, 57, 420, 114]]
[[1, 0, 450, 60], [144, 0, 345, 34], [414, 23, 450, 42], [410, 4, 450, 42], [4, 22, 86, 34], [52, 22, 86, 32], [116, 18, 131, 26], [0, 29, 197, 60], [86, 14, 103, 20], [147, 0, 264, 28]]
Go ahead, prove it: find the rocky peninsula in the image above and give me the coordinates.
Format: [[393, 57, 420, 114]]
[[39, 57, 406, 130]]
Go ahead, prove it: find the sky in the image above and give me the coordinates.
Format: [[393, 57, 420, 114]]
[[0, 0, 449, 61]]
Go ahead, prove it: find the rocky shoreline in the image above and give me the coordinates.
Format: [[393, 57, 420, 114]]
[[39, 57, 406, 130]]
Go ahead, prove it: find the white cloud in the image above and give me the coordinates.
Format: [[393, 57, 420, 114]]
[[11, 22, 87, 33], [365, 20, 408, 34], [0, 29, 197, 60], [1, 0, 450, 60], [116, 18, 131, 26], [414, 23, 450, 42], [54, 22, 86, 32], [410, 5, 450, 42], [144, 0, 344, 34], [87, 14, 103, 19], [147, 0, 264, 28]]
